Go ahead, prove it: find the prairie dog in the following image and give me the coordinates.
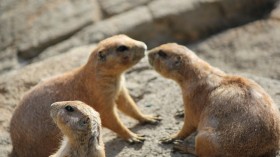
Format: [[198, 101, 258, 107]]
[[49, 101, 105, 157], [10, 35, 161, 157], [148, 43, 280, 157]]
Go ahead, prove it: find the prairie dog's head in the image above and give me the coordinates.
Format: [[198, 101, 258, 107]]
[[148, 43, 197, 81], [87, 34, 147, 75], [50, 101, 101, 142]]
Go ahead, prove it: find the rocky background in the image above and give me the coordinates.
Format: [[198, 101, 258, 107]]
[[1, 0, 280, 156]]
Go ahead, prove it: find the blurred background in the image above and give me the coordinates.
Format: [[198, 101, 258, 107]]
[[1, 0, 280, 156], [0, 0, 279, 75]]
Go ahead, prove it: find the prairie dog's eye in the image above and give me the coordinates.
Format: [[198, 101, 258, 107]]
[[116, 45, 129, 52], [65, 105, 74, 112], [158, 50, 167, 58]]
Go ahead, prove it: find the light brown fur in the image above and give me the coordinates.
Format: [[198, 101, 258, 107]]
[[10, 35, 160, 157], [49, 101, 105, 157], [148, 43, 280, 157]]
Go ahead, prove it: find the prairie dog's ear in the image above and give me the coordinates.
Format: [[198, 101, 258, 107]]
[[174, 56, 183, 67], [83, 117, 90, 124], [98, 51, 106, 61], [79, 117, 90, 128]]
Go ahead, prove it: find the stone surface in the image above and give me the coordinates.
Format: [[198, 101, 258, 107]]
[[98, 0, 151, 16], [0, 0, 101, 72], [148, 0, 277, 42], [80, 6, 154, 44], [193, 19, 280, 80], [32, 0, 277, 65], [31, 6, 155, 63]]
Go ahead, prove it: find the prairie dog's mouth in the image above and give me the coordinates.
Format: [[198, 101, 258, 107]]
[[147, 51, 156, 67], [121, 56, 130, 65], [50, 109, 57, 120], [137, 50, 145, 58]]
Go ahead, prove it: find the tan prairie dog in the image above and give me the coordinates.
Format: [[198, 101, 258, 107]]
[[10, 35, 161, 157], [148, 43, 280, 157], [49, 101, 105, 157]]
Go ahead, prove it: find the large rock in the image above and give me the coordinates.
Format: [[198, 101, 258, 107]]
[[148, 0, 277, 41], [0, 0, 102, 72], [84, 0, 278, 46], [31, 6, 154, 63], [193, 19, 280, 80], [32, 0, 278, 65]]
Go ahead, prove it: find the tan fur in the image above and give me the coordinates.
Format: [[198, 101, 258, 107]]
[[10, 35, 160, 157], [148, 43, 280, 157], [49, 101, 105, 157]]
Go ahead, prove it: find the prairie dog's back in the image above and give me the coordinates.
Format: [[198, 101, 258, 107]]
[[50, 101, 105, 157], [200, 76, 280, 156]]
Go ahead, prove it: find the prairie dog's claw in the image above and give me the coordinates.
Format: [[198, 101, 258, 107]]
[[174, 109, 184, 118], [127, 134, 146, 144], [160, 136, 176, 144], [141, 114, 162, 125]]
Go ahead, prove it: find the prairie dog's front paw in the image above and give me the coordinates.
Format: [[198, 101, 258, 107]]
[[140, 115, 162, 125], [160, 134, 180, 144], [173, 140, 195, 154], [174, 109, 184, 118], [126, 134, 146, 144]]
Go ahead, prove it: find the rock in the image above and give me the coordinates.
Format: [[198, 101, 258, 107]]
[[98, 0, 151, 16], [1, 0, 276, 76], [31, 38, 84, 63], [0, 0, 102, 72], [148, 0, 277, 42], [79, 6, 153, 44], [0, 48, 17, 72], [29, 6, 154, 65], [30, 0, 278, 68], [193, 19, 280, 80]]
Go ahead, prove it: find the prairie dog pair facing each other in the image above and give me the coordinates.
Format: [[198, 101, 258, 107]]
[[148, 43, 280, 157], [10, 35, 161, 157], [50, 101, 105, 157]]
